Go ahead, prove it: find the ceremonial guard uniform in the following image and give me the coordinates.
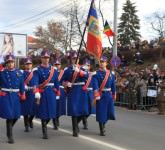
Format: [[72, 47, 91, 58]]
[[78, 59, 95, 129], [93, 56, 116, 136], [21, 57, 36, 132], [0, 54, 25, 143], [86, 74, 96, 115], [52, 59, 66, 130], [33, 50, 60, 139], [61, 52, 88, 137]]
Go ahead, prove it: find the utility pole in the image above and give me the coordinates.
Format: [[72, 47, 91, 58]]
[[113, 0, 118, 56]]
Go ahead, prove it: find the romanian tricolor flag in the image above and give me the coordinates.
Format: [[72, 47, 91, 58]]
[[103, 20, 114, 37], [86, 0, 102, 60]]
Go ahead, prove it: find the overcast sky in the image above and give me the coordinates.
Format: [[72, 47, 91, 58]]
[[0, 0, 164, 43]]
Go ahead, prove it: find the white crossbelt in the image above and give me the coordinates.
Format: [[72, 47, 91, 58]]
[[72, 82, 85, 86], [1, 88, 20, 92], [87, 88, 93, 91], [26, 86, 34, 90], [59, 85, 64, 89], [102, 88, 111, 91], [45, 83, 54, 87]]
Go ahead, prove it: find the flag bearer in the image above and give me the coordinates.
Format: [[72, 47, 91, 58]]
[[61, 51, 88, 137]]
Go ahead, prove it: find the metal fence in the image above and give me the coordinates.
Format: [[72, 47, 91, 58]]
[[115, 86, 157, 110]]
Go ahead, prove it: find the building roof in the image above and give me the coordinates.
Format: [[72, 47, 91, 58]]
[[28, 35, 37, 44]]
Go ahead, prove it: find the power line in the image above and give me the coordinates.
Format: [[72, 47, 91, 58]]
[[0, 1, 72, 30], [0, 1, 91, 32], [0, 7, 57, 29]]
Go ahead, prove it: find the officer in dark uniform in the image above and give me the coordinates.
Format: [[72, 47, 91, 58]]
[[0, 54, 25, 143], [33, 50, 60, 139], [93, 55, 116, 136]]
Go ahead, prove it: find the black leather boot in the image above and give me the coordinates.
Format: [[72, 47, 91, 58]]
[[77, 116, 82, 124], [12, 119, 18, 127], [52, 118, 58, 130], [72, 117, 79, 137], [6, 119, 14, 144], [99, 123, 105, 136], [56, 117, 60, 126], [24, 116, 29, 132], [46, 119, 50, 125], [41, 120, 48, 139], [29, 116, 34, 129], [82, 116, 88, 130]]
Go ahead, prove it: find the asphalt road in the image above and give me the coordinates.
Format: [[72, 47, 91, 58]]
[[0, 107, 165, 150]]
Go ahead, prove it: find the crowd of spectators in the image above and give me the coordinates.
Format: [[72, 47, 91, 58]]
[[115, 63, 165, 110]]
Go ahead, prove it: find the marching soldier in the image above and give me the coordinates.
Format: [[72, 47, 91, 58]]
[[93, 56, 116, 136], [52, 59, 66, 130], [78, 59, 95, 129], [61, 51, 88, 137], [33, 50, 60, 139], [21, 57, 36, 132], [0, 54, 25, 143]]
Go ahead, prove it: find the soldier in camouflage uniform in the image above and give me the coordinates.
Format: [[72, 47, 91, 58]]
[[127, 71, 138, 109]]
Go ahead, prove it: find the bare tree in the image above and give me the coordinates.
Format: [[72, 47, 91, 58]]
[[62, 22, 70, 52], [59, 0, 87, 51], [147, 11, 165, 38], [145, 11, 165, 61], [34, 20, 65, 52], [74, 4, 87, 48]]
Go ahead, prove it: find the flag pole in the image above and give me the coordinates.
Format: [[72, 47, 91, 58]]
[[75, 26, 87, 64], [108, 36, 113, 46], [113, 0, 118, 56], [75, 0, 94, 64]]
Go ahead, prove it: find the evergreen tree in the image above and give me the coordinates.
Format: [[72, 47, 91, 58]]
[[118, 0, 141, 46]]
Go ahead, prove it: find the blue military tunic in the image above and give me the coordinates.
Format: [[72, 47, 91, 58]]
[[61, 65, 89, 116], [21, 70, 36, 116], [87, 76, 96, 114], [56, 69, 66, 117], [0, 68, 25, 119], [33, 65, 60, 120], [81, 67, 95, 115], [93, 69, 116, 123]]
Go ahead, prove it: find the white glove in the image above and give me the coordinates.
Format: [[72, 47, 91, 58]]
[[67, 82, 72, 87], [95, 96, 100, 100], [75, 67, 80, 72], [25, 85, 29, 90], [56, 96, 60, 100], [82, 65, 89, 70], [35, 92, 41, 99], [90, 71, 96, 76], [73, 65, 80, 72]]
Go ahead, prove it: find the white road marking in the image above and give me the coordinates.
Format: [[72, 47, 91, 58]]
[[33, 119, 127, 150]]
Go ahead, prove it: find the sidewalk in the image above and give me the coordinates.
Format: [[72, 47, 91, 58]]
[[116, 106, 165, 116]]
